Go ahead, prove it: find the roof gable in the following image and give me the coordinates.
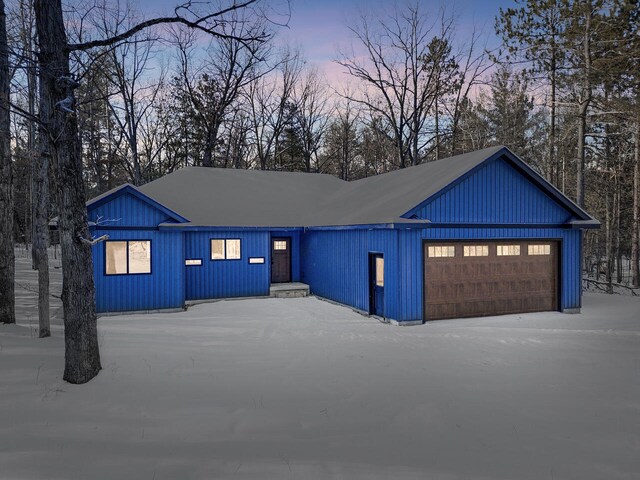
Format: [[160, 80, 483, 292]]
[[87, 184, 188, 227], [402, 148, 596, 226]]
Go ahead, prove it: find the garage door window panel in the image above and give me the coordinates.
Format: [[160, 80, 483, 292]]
[[463, 245, 489, 257], [428, 246, 455, 258], [497, 245, 521, 256], [528, 244, 551, 255]]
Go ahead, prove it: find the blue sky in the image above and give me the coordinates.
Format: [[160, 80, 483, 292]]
[[136, 0, 516, 84]]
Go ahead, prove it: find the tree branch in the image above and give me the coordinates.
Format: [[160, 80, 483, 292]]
[[68, 1, 266, 51]]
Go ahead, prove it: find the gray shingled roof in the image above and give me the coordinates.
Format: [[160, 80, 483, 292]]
[[94, 145, 592, 228], [309, 145, 506, 226], [137, 145, 505, 227], [138, 167, 345, 227]]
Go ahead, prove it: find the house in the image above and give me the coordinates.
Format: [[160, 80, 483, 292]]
[[86, 146, 599, 324]]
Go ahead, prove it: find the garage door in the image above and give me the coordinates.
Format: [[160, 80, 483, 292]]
[[424, 240, 558, 321]]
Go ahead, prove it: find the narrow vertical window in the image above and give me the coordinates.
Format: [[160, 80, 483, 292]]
[[226, 239, 241, 259], [106, 241, 127, 275], [375, 257, 384, 287], [211, 239, 225, 260], [128, 241, 151, 274]]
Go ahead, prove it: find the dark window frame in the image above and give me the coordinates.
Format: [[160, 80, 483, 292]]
[[210, 238, 242, 261], [104, 239, 153, 276]]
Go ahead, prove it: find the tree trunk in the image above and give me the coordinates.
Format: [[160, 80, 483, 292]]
[[33, 154, 50, 336], [35, 0, 101, 383], [0, 0, 15, 324], [202, 129, 214, 167], [604, 176, 615, 293], [435, 99, 441, 161], [615, 177, 622, 285], [576, 100, 589, 208], [33, 134, 50, 338], [549, 54, 556, 184], [632, 115, 639, 287], [575, 7, 592, 209]]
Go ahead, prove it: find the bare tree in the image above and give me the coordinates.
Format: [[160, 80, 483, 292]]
[[445, 27, 492, 157], [33, 0, 282, 384], [336, 3, 457, 167], [633, 113, 639, 286], [323, 92, 360, 180], [0, 0, 15, 325], [247, 48, 301, 170], [174, 8, 271, 168], [292, 67, 332, 172]]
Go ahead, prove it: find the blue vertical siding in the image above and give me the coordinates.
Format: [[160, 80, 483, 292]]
[[303, 227, 582, 324], [88, 154, 587, 319], [184, 231, 270, 300], [412, 158, 574, 224], [301, 229, 400, 319], [92, 230, 184, 313], [88, 192, 172, 227]]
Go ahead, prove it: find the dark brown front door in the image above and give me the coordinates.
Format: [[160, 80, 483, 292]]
[[424, 240, 558, 321], [271, 238, 291, 283]]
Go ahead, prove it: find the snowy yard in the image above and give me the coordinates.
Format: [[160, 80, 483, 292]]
[[2, 293, 640, 479]]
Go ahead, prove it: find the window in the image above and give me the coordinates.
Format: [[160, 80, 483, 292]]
[[528, 244, 551, 255], [210, 239, 241, 260], [428, 246, 455, 258], [497, 245, 521, 256], [463, 245, 489, 257], [375, 257, 384, 287], [273, 240, 287, 250], [185, 259, 202, 266], [106, 240, 151, 275]]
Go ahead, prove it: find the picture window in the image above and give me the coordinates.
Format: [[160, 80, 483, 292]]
[[210, 239, 241, 260], [106, 240, 151, 275]]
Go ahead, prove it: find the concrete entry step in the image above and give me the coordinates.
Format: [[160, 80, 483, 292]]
[[269, 282, 310, 298]]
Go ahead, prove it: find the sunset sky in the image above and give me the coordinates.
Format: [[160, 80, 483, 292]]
[[136, 0, 516, 85]]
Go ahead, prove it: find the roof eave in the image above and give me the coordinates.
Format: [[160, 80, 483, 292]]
[[567, 219, 601, 229], [87, 184, 190, 224]]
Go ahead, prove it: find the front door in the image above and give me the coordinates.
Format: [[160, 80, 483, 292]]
[[369, 253, 384, 316], [271, 238, 291, 283]]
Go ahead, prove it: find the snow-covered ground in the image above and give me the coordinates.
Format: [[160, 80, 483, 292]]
[[13, 246, 63, 326], [2, 293, 640, 480]]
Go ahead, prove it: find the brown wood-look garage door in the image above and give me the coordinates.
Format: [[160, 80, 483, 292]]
[[424, 240, 558, 321]]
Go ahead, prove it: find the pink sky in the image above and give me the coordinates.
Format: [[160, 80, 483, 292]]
[[137, 0, 514, 86]]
